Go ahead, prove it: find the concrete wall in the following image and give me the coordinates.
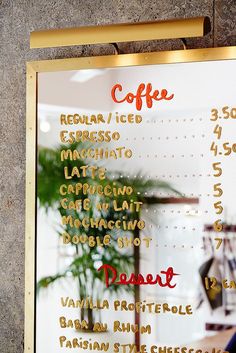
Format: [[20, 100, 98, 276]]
[[0, 0, 235, 351]]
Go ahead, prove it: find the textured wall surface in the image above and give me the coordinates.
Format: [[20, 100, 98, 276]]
[[0, 0, 235, 351]]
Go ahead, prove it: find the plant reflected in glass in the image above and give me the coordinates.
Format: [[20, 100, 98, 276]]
[[37, 142, 180, 330]]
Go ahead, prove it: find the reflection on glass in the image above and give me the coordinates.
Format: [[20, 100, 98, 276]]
[[37, 61, 236, 352]]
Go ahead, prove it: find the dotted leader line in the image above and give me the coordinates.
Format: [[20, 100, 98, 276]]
[[146, 117, 204, 124]]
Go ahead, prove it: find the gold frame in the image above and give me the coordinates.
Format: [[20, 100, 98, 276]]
[[25, 46, 236, 352]]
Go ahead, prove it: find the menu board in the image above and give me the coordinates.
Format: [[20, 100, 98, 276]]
[[26, 48, 236, 353]]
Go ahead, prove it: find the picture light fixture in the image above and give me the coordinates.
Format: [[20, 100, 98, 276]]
[[30, 16, 211, 49]]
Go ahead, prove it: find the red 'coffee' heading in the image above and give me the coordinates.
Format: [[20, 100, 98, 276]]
[[111, 83, 174, 111]]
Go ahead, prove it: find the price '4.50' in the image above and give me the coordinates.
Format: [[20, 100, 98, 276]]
[[210, 142, 236, 156]]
